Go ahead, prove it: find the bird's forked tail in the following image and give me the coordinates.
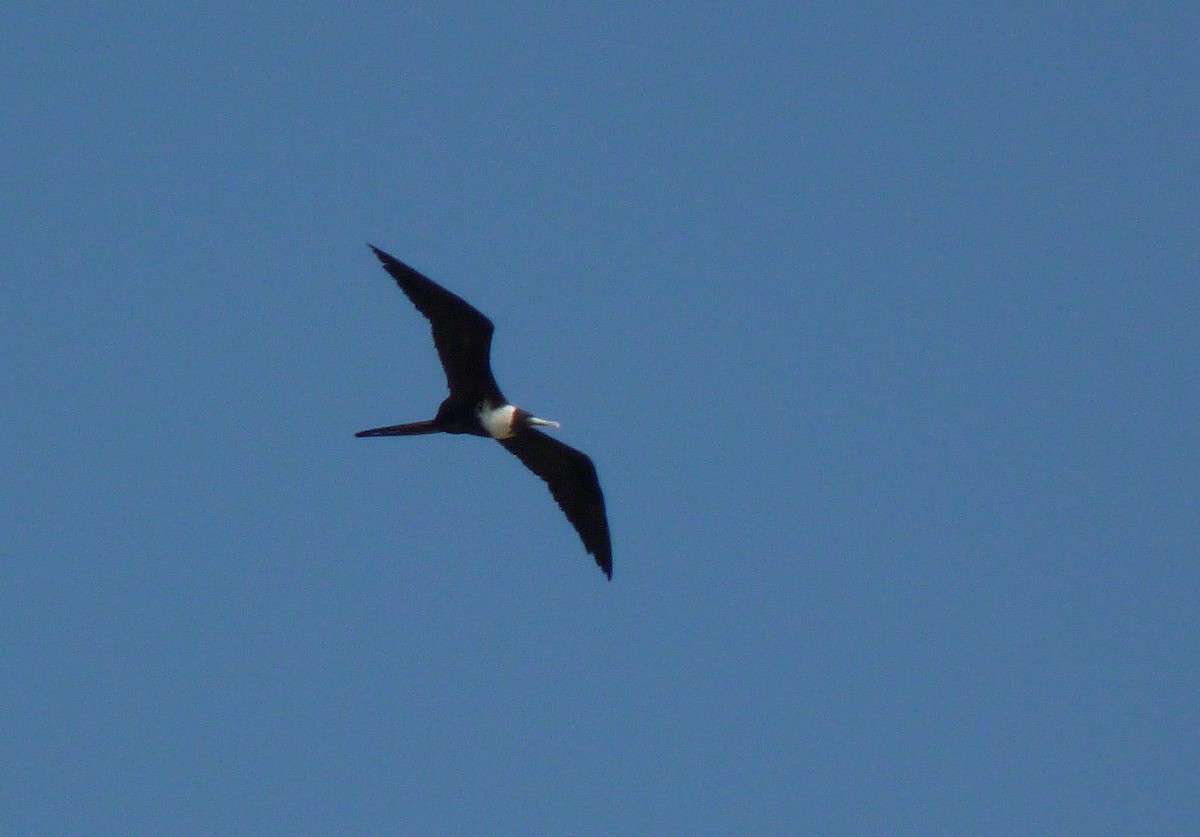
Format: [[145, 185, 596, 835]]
[[355, 420, 440, 437]]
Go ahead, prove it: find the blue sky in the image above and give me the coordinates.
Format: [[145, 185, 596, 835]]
[[2, 4, 1197, 833]]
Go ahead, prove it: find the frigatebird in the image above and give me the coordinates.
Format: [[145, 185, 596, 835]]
[[356, 246, 613, 579]]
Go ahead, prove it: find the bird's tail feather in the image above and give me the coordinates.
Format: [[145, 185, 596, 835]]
[[355, 420, 440, 437]]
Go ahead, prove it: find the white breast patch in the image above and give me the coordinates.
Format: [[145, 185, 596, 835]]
[[480, 403, 518, 440]]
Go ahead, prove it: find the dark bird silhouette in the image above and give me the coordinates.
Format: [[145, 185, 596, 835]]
[[356, 246, 613, 579]]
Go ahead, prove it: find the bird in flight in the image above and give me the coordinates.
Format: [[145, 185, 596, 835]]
[[356, 246, 613, 579]]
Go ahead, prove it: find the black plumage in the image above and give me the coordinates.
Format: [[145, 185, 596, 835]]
[[356, 246, 613, 579]]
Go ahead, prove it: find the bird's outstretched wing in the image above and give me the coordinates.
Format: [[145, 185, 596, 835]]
[[369, 246, 503, 401], [500, 427, 613, 579]]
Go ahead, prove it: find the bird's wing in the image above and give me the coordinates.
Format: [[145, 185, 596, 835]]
[[500, 427, 612, 579], [370, 246, 503, 400]]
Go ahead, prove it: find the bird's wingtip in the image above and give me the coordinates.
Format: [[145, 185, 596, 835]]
[[368, 245, 402, 271]]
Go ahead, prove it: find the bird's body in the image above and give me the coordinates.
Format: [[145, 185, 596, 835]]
[[356, 246, 613, 579]]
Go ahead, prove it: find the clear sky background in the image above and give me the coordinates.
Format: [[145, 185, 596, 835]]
[[3, 4, 1197, 834]]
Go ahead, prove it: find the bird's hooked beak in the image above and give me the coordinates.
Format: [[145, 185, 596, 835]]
[[526, 415, 561, 430]]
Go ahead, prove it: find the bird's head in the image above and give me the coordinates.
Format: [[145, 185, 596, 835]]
[[481, 403, 560, 440]]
